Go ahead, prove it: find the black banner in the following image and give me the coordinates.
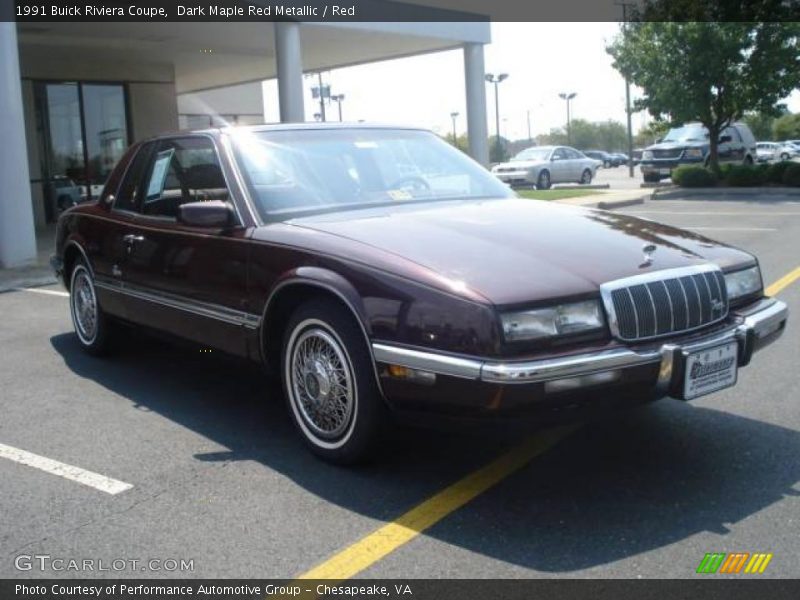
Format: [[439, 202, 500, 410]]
[[3, 580, 800, 600], [8, 0, 800, 23]]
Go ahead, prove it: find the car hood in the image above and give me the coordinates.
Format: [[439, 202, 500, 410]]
[[277, 198, 754, 306], [647, 140, 707, 151]]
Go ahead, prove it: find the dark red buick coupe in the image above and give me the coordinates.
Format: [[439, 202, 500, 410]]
[[52, 124, 788, 463]]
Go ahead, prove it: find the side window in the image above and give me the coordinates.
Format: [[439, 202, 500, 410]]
[[553, 148, 567, 160], [140, 137, 229, 219], [113, 142, 155, 212], [722, 127, 741, 143], [565, 149, 581, 160]]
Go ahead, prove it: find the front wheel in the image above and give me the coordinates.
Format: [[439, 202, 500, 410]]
[[781, 153, 790, 161], [281, 298, 387, 464], [536, 170, 551, 190], [69, 259, 112, 355], [579, 169, 593, 185]]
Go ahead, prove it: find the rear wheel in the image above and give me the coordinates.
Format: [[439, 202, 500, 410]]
[[744, 155, 754, 166], [281, 298, 387, 464], [536, 170, 551, 190], [69, 259, 112, 355], [781, 152, 790, 161], [579, 169, 593, 185]]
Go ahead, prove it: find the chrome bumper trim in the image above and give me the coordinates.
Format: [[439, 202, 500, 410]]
[[372, 298, 788, 385]]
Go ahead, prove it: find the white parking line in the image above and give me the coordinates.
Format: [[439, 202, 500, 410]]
[[0, 442, 132, 495], [13, 287, 69, 297], [685, 227, 778, 231]]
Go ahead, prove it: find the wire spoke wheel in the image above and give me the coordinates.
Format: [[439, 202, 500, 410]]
[[71, 267, 98, 344], [289, 324, 355, 441]]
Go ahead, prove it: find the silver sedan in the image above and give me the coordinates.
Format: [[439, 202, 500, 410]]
[[491, 146, 602, 189]]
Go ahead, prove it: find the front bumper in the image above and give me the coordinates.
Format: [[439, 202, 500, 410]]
[[493, 169, 535, 186], [373, 298, 787, 413]]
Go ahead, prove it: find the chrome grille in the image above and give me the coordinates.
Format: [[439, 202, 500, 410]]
[[651, 148, 683, 159], [601, 266, 728, 341]]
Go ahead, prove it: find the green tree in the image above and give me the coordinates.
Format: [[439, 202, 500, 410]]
[[772, 113, 800, 141], [634, 120, 670, 147], [742, 111, 779, 140], [489, 135, 510, 163], [608, 20, 800, 172]]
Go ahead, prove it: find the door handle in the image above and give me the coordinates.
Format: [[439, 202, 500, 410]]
[[123, 234, 145, 245]]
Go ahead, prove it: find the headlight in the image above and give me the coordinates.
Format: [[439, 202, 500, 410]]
[[501, 300, 605, 342], [642, 150, 654, 160], [724, 266, 762, 301], [684, 148, 704, 159]]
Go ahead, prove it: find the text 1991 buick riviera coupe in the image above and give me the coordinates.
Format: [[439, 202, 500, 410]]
[[52, 124, 788, 463]]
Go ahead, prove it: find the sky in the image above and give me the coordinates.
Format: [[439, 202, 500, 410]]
[[262, 22, 800, 142]]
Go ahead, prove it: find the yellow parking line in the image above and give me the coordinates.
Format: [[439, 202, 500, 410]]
[[766, 266, 800, 297], [296, 425, 577, 580]]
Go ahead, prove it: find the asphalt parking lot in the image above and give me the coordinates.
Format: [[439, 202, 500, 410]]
[[1, 195, 799, 580]]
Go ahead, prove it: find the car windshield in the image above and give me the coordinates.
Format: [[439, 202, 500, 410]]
[[511, 147, 551, 161], [230, 128, 513, 220], [662, 125, 709, 143]]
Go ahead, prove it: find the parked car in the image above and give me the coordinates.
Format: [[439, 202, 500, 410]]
[[756, 142, 796, 162], [52, 124, 788, 464], [610, 152, 629, 166], [581, 150, 615, 168], [491, 145, 601, 188], [639, 122, 757, 183], [50, 176, 82, 212], [756, 142, 780, 163]]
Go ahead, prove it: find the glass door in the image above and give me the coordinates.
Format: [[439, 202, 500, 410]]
[[37, 82, 129, 222]]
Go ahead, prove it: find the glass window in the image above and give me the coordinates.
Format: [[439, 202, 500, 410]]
[[230, 128, 514, 220], [36, 82, 130, 222], [140, 137, 229, 219], [114, 143, 155, 212], [553, 148, 568, 160], [83, 85, 129, 200], [511, 147, 551, 162]]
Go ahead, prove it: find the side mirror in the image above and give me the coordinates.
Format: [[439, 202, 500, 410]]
[[178, 200, 233, 228], [551, 155, 560, 161], [719, 135, 732, 143]]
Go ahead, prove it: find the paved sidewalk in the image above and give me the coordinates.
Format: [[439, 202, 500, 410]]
[[0, 227, 57, 293]]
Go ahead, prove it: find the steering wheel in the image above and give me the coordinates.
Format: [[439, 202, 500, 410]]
[[388, 176, 431, 192]]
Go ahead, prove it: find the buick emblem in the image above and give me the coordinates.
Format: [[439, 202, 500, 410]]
[[641, 243, 657, 266]]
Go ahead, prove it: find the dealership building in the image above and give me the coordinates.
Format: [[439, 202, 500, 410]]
[[0, 16, 491, 268]]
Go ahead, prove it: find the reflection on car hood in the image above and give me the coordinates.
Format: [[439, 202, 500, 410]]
[[280, 198, 754, 306]]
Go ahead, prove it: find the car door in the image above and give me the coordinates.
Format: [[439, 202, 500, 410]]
[[549, 147, 570, 183], [116, 135, 252, 357], [564, 148, 583, 180], [719, 126, 743, 163]]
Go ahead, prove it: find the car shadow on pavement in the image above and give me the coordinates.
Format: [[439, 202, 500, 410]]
[[51, 331, 800, 574]]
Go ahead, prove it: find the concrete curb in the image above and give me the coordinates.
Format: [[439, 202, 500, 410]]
[[0, 271, 57, 294], [653, 186, 800, 201], [596, 197, 646, 209]]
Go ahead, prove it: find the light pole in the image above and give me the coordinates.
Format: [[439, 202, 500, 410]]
[[558, 92, 577, 145], [331, 94, 345, 121], [485, 73, 509, 159], [307, 72, 329, 121], [450, 111, 459, 148], [527, 109, 532, 144]]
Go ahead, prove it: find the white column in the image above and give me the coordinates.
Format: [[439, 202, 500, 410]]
[[463, 43, 489, 167], [0, 22, 37, 268], [274, 22, 305, 123]]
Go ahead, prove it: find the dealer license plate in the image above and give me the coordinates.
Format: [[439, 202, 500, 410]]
[[683, 342, 738, 400]]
